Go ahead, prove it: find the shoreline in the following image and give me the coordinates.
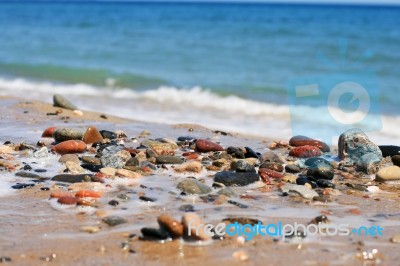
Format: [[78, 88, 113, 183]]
[[0, 96, 399, 265]]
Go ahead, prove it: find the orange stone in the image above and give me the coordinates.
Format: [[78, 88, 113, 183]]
[[75, 190, 102, 198], [289, 145, 322, 158], [82, 126, 104, 144], [57, 196, 78, 205], [195, 139, 224, 153], [42, 127, 57, 138], [51, 140, 87, 155]]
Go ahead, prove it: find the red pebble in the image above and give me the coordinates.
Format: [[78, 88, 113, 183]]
[[51, 140, 87, 155], [41, 127, 57, 138], [57, 196, 78, 205], [289, 145, 322, 158], [289, 135, 330, 152], [75, 190, 102, 198], [259, 168, 284, 180], [258, 169, 271, 184], [195, 139, 224, 152]]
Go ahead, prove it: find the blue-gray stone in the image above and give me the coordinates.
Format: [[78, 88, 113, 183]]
[[356, 153, 381, 174], [214, 171, 259, 186], [177, 178, 211, 194]]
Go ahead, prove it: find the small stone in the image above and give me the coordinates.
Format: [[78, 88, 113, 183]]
[[307, 162, 334, 180], [232, 250, 249, 261], [338, 128, 382, 163], [217, 187, 236, 197], [53, 128, 83, 142], [174, 161, 203, 173], [376, 166, 400, 181], [195, 139, 224, 153], [316, 179, 335, 188], [52, 174, 93, 183], [390, 234, 400, 243], [73, 110, 83, 116], [379, 145, 400, 157], [99, 130, 117, 140], [15, 171, 41, 179], [156, 155, 183, 164], [231, 160, 255, 172], [57, 196, 78, 205], [83, 126, 104, 144], [157, 214, 183, 238], [244, 147, 259, 158], [53, 94, 77, 110], [75, 190, 102, 198], [285, 164, 301, 173], [59, 154, 80, 164], [214, 171, 259, 186], [41, 127, 57, 138], [115, 169, 141, 178], [65, 161, 85, 174], [280, 183, 319, 199], [102, 216, 126, 226], [261, 150, 285, 164], [101, 147, 131, 168], [52, 140, 86, 155], [226, 146, 245, 159], [304, 157, 330, 167], [282, 174, 297, 183], [309, 215, 330, 225], [259, 168, 284, 180], [139, 196, 156, 202], [182, 212, 210, 241], [177, 178, 212, 194], [11, 183, 35, 189], [392, 155, 400, 167], [289, 145, 322, 158], [140, 227, 170, 240], [80, 226, 100, 234], [260, 162, 283, 172], [108, 200, 119, 206], [81, 156, 101, 165], [179, 204, 195, 212], [33, 147, 48, 158], [289, 135, 330, 152], [100, 167, 116, 176], [356, 153, 381, 174]]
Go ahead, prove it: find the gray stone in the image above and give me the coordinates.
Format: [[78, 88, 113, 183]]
[[177, 178, 212, 194], [285, 164, 301, 173], [307, 162, 334, 180], [59, 154, 80, 164], [217, 187, 236, 197], [281, 183, 319, 199], [261, 150, 285, 164], [102, 216, 126, 226], [15, 171, 42, 179], [231, 160, 255, 172], [53, 128, 83, 142], [214, 171, 259, 186], [156, 155, 183, 164], [338, 128, 382, 163], [356, 153, 381, 174], [53, 94, 78, 110], [52, 174, 93, 183], [100, 146, 131, 169]]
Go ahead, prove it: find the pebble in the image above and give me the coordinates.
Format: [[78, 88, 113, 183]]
[[356, 153, 381, 174], [100, 167, 117, 176], [289, 145, 322, 158], [15, 171, 41, 179], [376, 166, 400, 181], [284, 164, 301, 173], [217, 187, 236, 197], [179, 204, 195, 212], [174, 161, 203, 173], [41, 127, 57, 138], [282, 174, 297, 183], [102, 216, 126, 226], [52, 174, 93, 183], [53, 94, 78, 110], [75, 190, 102, 198], [139, 196, 156, 202], [11, 183, 35, 189], [142, 140, 177, 155], [33, 147, 48, 158], [226, 147, 245, 159], [59, 154, 80, 164], [392, 155, 400, 167], [83, 126, 104, 144], [57, 196, 78, 205], [289, 135, 330, 152], [214, 171, 259, 186], [259, 168, 284, 180], [108, 200, 119, 206], [261, 150, 285, 164], [182, 212, 210, 241], [101, 148, 131, 168], [141, 227, 170, 240], [244, 146, 259, 158], [81, 156, 101, 165], [80, 226, 100, 234], [316, 179, 335, 188], [115, 169, 141, 178], [69, 182, 105, 192], [50, 191, 74, 198], [81, 164, 101, 172], [177, 178, 212, 194], [304, 157, 330, 167], [52, 140, 87, 155], [156, 155, 183, 164], [53, 128, 83, 142], [157, 214, 183, 238], [281, 183, 319, 199], [231, 160, 255, 172], [99, 130, 117, 140], [65, 161, 85, 174], [195, 139, 224, 153], [307, 162, 334, 180], [260, 162, 283, 172], [378, 145, 400, 157], [338, 128, 382, 163]]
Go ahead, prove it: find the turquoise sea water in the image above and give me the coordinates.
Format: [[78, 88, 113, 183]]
[[0, 1, 399, 141]]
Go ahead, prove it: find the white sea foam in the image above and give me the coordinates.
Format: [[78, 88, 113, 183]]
[[0, 77, 399, 145]]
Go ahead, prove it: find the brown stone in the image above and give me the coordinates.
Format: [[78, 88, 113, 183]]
[[289, 145, 322, 158], [289, 135, 330, 152], [57, 196, 78, 205], [41, 127, 57, 138], [83, 126, 104, 144], [195, 139, 224, 153], [157, 214, 183, 238], [52, 140, 87, 155]]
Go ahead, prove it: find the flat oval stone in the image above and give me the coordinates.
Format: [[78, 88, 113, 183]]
[[99, 130, 117, 140], [53, 94, 78, 110], [289, 135, 330, 152], [52, 140, 87, 155], [260, 162, 283, 172], [41, 127, 57, 138], [141, 227, 170, 240], [53, 128, 83, 142], [379, 145, 400, 157], [102, 216, 126, 227], [59, 154, 80, 164], [57, 196, 78, 205], [52, 174, 94, 183], [258, 168, 284, 179], [231, 160, 255, 172], [214, 171, 259, 186], [376, 166, 400, 181], [285, 164, 301, 173], [174, 161, 203, 173], [307, 162, 334, 180], [177, 178, 212, 194], [156, 155, 183, 164], [195, 139, 224, 153], [289, 145, 322, 158], [157, 214, 183, 238]]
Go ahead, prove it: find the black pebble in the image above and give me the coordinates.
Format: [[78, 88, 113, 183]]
[[317, 179, 335, 188], [140, 227, 170, 241], [34, 169, 47, 173], [179, 204, 195, 212], [228, 200, 248, 209], [41, 187, 50, 191], [23, 164, 32, 171], [139, 196, 156, 202], [244, 147, 259, 159], [11, 183, 35, 189], [108, 200, 119, 206], [0, 256, 11, 263], [81, 164, 101, 172]]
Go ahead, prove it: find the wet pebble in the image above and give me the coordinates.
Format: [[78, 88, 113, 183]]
[[289, 145, 322, 158], [15, 171, 41, 179], [214, 171, 259, 186], [157, 214, 183, 238], [53, 128, 83, 143], [182, 212, 210, 241], [52, 140, 87, 155], [174, 161, 202, 173], [156, 155, 183, 164], [231, 159, 255, 172], [81, 164, 101, 172], [53, 94, 78, 110], [261, 150, 285, 164], [281, 183, 318, 199], [260, 162, 283, 172], [228, 200, 248, 209], [177, 178, 212, 194], [59, 154, 80, 164], [139, 196, 156, 202], [379, 145, 400, 157], [81, 156, 101, 165], [52, 174, 93, 183], [11, 183, 35, 189], [376, 166, 400, 181], [65, 161, 85, 174], [285, 164, 301, 173], [195, 139, 224, 153], [316, 179, 335, 188], [140, 227, 170, 241], [41, 127, 57, 138], [307, 162, 334, 180], [102, 216, 126, 227], [179, 204, 195, 212], [289, 135, 330, 152], [57, 196, 78, 205], [83, 126, 104, 144], [108, 200, 119, 206]]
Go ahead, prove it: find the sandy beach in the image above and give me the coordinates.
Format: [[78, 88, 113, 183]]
[[0, 95, 399, 266]]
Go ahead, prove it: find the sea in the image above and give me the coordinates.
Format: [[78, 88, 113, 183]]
[[0, 1, 399, 144]]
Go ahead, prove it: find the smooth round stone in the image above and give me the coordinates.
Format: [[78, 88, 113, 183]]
[[99, 130, 117, 140], [231, 160, 255, 172], [81, 164, 101, 172], [226, 146, 245, 159], [260, 162, 284, 172], [195, 139, 224, 153], [182, 212, 210, 241], [65, 161, 85, 174], [261, 150, 285, 164], [156, 155, 183, 164], [59, 154, 80, 164], [81, 156, 101, 165], [376, 166, 400, 181], [289, 135, 330, 152], [317, 179, 335, 188], [304, 157, 330, 167], [379, 145, 400, 157], [217, 187, 236, 197], [289, 145, 322, 158], [285, 164, 301, 173], [177, 178, 212, 194], [214, 171, 259, 186], [53, 94, 77, 110], [102, 216, 126, 227], [15, 171, 41, 179], [244, 147, 259, 159], [141, 227, 170, 240], [157, 214, 183, 238], [51, 174, 93, 183], [392, 155, 400, 167], [296, 176, 310, 185], [83, 126, 104, 144], [280, 183, 319, 199], [53, 128, 83, 142], [307, 162, 334, 180], [75, 190, 102, 198], [52, 140, 87, 155], [174, 161, 203, 173], [41, 127, 57, 138], [258, 168, 284, 179], [57, 196, 78, 205]]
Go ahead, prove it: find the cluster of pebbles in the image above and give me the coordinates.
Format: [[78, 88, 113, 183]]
[[0, 96, 400, 263]]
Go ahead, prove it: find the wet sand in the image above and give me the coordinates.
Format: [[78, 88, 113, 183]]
[[0, 96, 399, 266]]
